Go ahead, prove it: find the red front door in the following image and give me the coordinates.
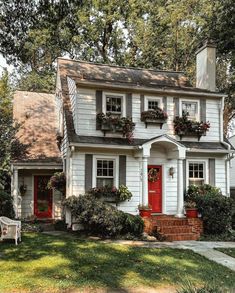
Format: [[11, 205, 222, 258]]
[[34, 176, 53, 218], [148, 165, 162, 213]]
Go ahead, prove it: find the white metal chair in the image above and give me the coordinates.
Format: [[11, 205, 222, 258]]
[[0, 216, 21, 245]]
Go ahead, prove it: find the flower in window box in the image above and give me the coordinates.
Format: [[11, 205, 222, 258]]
[[141, 107, 168, 122], [96, 113, 135, 143], [174, 112, 210, 137]]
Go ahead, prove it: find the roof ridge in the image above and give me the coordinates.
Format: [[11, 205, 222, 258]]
[[57, 57, 185, 74]]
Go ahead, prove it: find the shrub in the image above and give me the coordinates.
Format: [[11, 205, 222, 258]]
[[63, 195, 144, 237], [195, 193, 233, 234], [0, 189, 15, 218], [185, 184, 233, 235]]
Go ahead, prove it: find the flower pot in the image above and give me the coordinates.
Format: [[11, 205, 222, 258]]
[[139, 209, 152, 218], [186, 208, 198, 218]]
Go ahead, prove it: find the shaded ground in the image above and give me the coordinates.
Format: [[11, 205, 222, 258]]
[[0, 233, 235, 292]]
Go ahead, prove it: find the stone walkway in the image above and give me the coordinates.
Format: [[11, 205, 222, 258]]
[[43, 231, 235, 272]]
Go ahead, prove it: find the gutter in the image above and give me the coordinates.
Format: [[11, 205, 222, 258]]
[[74, 79, 227, 98]]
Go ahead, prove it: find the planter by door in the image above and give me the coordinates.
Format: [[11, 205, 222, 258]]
[[34, 176, 53, 218], [148, 165, 162, 213], [186, 208, 198, 218], [139, 209, 152, 218]]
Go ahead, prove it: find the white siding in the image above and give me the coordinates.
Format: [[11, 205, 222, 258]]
[[203, 99, 220, 141], [229, 136, 235, 188], [67, 77, 78, 133], [215, 158, 226, 194]]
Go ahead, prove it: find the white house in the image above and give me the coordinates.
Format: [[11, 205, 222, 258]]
[[12, 41, 233, 225]]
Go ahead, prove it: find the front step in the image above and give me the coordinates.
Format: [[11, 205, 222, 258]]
[[144, 215, 202, 241]]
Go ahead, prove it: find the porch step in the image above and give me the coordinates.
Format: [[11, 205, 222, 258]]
[[39, 222, 55, 231], [145, 215, 202, 241], [164, 233, 199, 241]]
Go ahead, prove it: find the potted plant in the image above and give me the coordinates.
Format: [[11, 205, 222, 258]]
[[141, 107, 168, 128], [47, 172, 66, 195], [184, 200, 198, 218], [19, 184, 27, 196], [138, 204, 152, 218]]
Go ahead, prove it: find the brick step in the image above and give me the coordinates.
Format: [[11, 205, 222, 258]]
[[152, 219, 189, 226], [159, 226, 193, 234], [164, 233, 199, 241]]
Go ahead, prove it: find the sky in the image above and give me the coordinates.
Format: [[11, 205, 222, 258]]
[[0, 54, 14, 75]]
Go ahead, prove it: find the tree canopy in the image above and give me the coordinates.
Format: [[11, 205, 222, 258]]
[[0, 0, 234, 130]]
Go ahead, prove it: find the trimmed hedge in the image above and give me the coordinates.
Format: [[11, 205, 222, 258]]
[[63, 195, 144, 237], [0, 189, 15, 218]]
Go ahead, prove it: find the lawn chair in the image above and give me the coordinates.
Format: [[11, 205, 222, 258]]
[[0, 216, 21, 245]]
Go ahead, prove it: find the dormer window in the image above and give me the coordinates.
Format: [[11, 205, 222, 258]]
[[180, 99, 200, 121], [103, 92, 125, 116], [144, 96, 163, 111]]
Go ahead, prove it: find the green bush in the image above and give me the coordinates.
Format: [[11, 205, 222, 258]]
[[63, 195, 144, 237], [186, 184, 233, 235], [0, 189, 15, 218]]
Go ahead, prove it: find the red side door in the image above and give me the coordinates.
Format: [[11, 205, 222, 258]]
[[148, 165, 162, 213], [34, 176, 53, 218]]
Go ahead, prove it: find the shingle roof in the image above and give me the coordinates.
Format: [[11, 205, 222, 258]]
[[13, 91, 62, 163]]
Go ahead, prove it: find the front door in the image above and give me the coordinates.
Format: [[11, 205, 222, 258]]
[[148, 165, 162, 213], [34, 176, 53, 218]]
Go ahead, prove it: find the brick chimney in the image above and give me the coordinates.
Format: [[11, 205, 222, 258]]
[[196, 39, 216, 91]]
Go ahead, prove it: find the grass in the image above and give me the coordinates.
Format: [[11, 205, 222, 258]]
[[0, 233, 235, 292], [216, 248, 235, 258]]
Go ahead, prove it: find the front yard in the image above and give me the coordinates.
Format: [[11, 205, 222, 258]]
[[0, 233, 235, 292], [216, 248, 235, 258]]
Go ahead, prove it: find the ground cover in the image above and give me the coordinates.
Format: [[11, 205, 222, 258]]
[[0, 233, 234, 292]]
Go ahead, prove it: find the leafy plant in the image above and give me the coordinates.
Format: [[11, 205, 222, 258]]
[[0, 189, 15, 218], [96, 112, 135, 143], [174, 112, 210, 136], [185, 184, 233, 234], [63, 195, 143, 237], [47, 172, 66, 194], [141, 107, 168, 121], [88, 185, 132, 203], [138, 204, 152, 210]]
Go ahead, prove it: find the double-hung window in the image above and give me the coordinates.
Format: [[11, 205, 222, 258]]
[[144, 96, 163, 111], [188, 161, 206, 186], [96, 159, 115, 187], [103, 93, 124, 116], [180, 99, 200, 121]]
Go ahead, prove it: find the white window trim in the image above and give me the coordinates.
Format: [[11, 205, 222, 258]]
[[102, 92, 126, 117], [92, 155, 119, 188], [144, 96, 163, 111], [179, 98, 200, 121], [186, 159, 208, 188]]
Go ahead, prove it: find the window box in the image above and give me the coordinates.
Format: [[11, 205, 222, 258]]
[[141, 108, 168, 129], [97, 113, 135, 143], [174, 112, 210, 141]]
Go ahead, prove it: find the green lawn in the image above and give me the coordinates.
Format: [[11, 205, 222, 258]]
[[0, 233, 235, 292], [216, 248, 235, 258]]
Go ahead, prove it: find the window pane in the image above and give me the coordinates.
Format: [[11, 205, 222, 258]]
[[106, 96, 122, 113], [97, 160, 102, 168], [148, 100, 159, 110], [108, 169, 113, 176], [182, 101, 198, 119], [103, 160, 108, 168], [97, 168, 102, 176], [97, 178, 114, 188]]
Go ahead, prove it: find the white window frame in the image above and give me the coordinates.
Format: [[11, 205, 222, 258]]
[[144, 96, 163, 111], [102, 92, 126, 117], [186, 159, 208, 188], [179, 98, 200, 121], [92, 155, 119, 188]]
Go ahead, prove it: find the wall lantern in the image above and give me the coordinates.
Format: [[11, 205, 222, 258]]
[[169, 167, 175, 178]]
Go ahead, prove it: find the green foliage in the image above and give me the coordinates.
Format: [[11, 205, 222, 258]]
[[177, 280, 226, 293], [63, 195, 143, 237], [185, 184, 233, 234], [0, 189, 15, 218], [88, 185, 133, 203], [47, 172, 66, 194]]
